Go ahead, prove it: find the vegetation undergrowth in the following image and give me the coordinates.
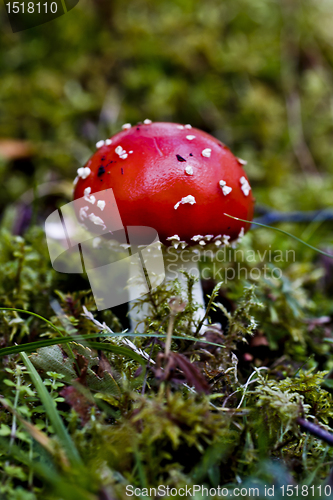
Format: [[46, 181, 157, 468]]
[[0, 226, 333, 499]]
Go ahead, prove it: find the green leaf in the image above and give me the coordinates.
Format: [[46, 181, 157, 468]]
[[0, 437, 95, 500], [30, 344, 121, 397]]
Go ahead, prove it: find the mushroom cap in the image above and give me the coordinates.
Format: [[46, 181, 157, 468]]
[[73, 122, 255, 246]]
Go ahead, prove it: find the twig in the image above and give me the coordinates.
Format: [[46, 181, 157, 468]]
[[297, 417, 333, 446], [165, 308, 177, 358], [225, 213, 333, 260], [253, 209, 333, 228]]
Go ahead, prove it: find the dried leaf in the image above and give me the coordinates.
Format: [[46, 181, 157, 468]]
[[0, 139, 33, 160], [155, 352, 210, 394], [60, 385, 93, 425]]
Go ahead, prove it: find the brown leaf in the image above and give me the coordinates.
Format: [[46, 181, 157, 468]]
[[97, 351, 114, 378], [60, 385, 93, 425], [154, 352, 210, 394], [73, 353, 89, 383], [0, 139, 33, 160], [250, 332, 269, 347], [172, 352, 210, 393]]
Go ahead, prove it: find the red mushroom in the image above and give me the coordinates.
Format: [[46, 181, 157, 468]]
[[73, 121, 255, 330]]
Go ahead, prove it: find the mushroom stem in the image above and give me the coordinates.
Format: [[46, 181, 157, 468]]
[[164, 248, 206, 327], [127, 296, 152, 333], [127, 248, 207, 333]]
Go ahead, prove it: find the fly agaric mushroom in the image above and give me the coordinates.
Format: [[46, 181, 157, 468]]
[[73, 122, 254, 330]]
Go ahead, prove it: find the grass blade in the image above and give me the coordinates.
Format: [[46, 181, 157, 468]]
[[0, 332, 224, 357], [20, 351, 82, 466], [224, 213, 333, 259], [0, 307, 64, 336]]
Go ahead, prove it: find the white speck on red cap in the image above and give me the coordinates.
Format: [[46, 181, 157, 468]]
[[73, 176, 79, 186], [122, 123, 131, 130], [77, 167, 91, 179], [167, 235, 180, 241], [129, 150, 133, 154], [186, 135, 195, 141], [105, 139, 112, 146], [177, 125, 184, 129], [120, 153, 128, 160], [237, 158, 247, 165], [219, 180, 232, 196], [144, 119, 152, 124], [223, 235, 231, 245], [185, 166, 193, 175], [96, 140, 105, 148], [84, 187, 96, 204], [240, 176, 251, 196], [97, 200, 106, 211], [191, 235, 204, 242], [184, 124, 192, 129], [199, 240, 206, 246], [215, 240, 222, 247], [205, 235, 214, 241], [79, 206, 89, 221], [115, 145, 125, 155], [223, 186, 232, 196], [88, 213, 106, 230], [201, 148, 211, 158], [174, 195, 196, 210]]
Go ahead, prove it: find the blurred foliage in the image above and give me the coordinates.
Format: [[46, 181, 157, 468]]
[[1, 0, 333, 497], [1, 0, 333, 215]]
